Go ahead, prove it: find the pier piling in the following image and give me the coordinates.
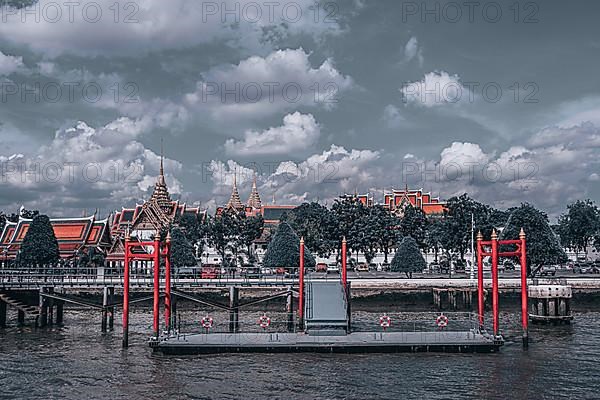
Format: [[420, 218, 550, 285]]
[[17, 309, 25, 325], [56, 301, 64, 325], [229, 287, 239, 333], [286, 287, 294, 332], [0, 300, 6, 327], [102, 287, 109, 333], [39, 288, 48, 328], [108, 287, 114, 330]]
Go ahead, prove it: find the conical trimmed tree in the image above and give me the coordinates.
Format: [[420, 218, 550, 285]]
[[263, 222, 315, 269], [18, 215, 60, 267], [391, 236, 426, 278]]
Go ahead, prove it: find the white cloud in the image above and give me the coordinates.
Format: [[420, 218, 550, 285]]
[[403, 36, 423, 66], [0, 51, 24, 75], [382, 104, 405, 128], [0, 118, 183, 215], [225, 112, 319, 156], [185, 48, 353, 121], [0, 0, 342, 58], [400, 71, 470, 107]]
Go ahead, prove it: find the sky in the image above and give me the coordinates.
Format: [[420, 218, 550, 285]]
[[0, 0, 598, 221]]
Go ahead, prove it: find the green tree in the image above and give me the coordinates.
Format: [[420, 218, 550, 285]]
[[18, 215, 60, 268], [368, 205, 399, 264], [263, 222, 315, 270], [557, 199, 599, 259], [332, 197, 368, 258], [398, 205, 428, 249], [287, 202, 338, 257], [238, 214, 264, 263], [425, 218, 445, 263], [391, 236, 426, 278], [440, 194, 502, 260], [500, 203, 568, 276], [207, 211, 239, 269], [170, 227, 197, 268]]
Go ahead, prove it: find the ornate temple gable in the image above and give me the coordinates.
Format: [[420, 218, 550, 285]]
[[131, 198, 172, 233]]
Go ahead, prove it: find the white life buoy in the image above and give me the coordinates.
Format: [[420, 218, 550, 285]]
[[379, 315, 391, 329], [258, 314, 271, 329], [201, 316, 214, 329], [436, 314, 449, 328]]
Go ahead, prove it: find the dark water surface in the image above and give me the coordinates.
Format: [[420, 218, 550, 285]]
[[1, 308, 598, 400]]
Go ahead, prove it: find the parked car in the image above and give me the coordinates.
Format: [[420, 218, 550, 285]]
[[356, 263, 369, 272], [539, 265, 557, 276], [580, 263, 600, 274], [369, 263, 378, 271], [275, 267, 286, 275], [201, 265, 220, 279], [176, 265, 200, 278], [327, 263, 340, 274], [260, 267, 273, 275], [316, 262, 328, 273], [240, 264, 261, 278], [503, 261, 515, 271]]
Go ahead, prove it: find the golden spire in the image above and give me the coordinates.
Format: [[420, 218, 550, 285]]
[[150, 138, 172, 211], [246, 171, 262, 209], [226, 167, 244, 211]]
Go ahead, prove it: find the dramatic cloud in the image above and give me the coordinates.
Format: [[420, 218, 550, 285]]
[[225, 112, 320, 156], [400, 71, 469, 108], [0, 0, 342, 58], [185, 48, 353, 121], [0, 118, 182, 215], [0, 51, 24, 75]]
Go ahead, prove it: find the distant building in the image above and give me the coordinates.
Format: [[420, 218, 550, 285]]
[[342, 186, 446, 216], [0, 214, 111, 264]]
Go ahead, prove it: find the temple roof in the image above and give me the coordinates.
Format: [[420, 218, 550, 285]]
[[246, 174, 262, 209], [226, 172, 244, 211], [0, 215, 111, 259], [149, 150, 172, 212]]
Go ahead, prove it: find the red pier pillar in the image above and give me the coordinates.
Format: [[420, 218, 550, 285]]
[[153, 237, 160, 337], [122, 235, 130, 348], [341, 237, 347, 288], [164, 233, 172, 332], [520, 228, 529, 347], [298, 237, 305, 325], [476, 231, 484, 330], [491, 229, 500, 337]]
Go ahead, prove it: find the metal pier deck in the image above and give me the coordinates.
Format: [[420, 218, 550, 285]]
[[150, 330, 503, 354]]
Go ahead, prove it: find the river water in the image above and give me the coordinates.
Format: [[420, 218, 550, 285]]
[[1, 307, 598, 400]]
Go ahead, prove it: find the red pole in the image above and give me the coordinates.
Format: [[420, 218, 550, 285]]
[[153, 236, 160, 337], [164, 232, 171, 332], [520, 228, 529, 347], [298, 237, 305, 324], [476, 231, 484, 329], [491, 229, 499, 337], [341, 237, 347, 287], [122, 236, 130, 348]]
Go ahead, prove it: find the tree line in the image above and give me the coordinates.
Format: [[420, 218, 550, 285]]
[[2, 196, 599, 276]]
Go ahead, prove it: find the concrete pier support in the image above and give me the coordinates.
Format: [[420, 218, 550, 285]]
[[0, 300, 6, 328], [18, 309, 25, 325], [48, 288, 54, 326], [529, 281, 573, 324], [108, 287, 115, 330], [38, 288, 48, 328], [102, 287, 109, 333], [346, 282, 352, 333], [229, 287, 239, 333], [56, 301, 64, 325], [172, 295, 178, 331], [286, 287, 294, 332]]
